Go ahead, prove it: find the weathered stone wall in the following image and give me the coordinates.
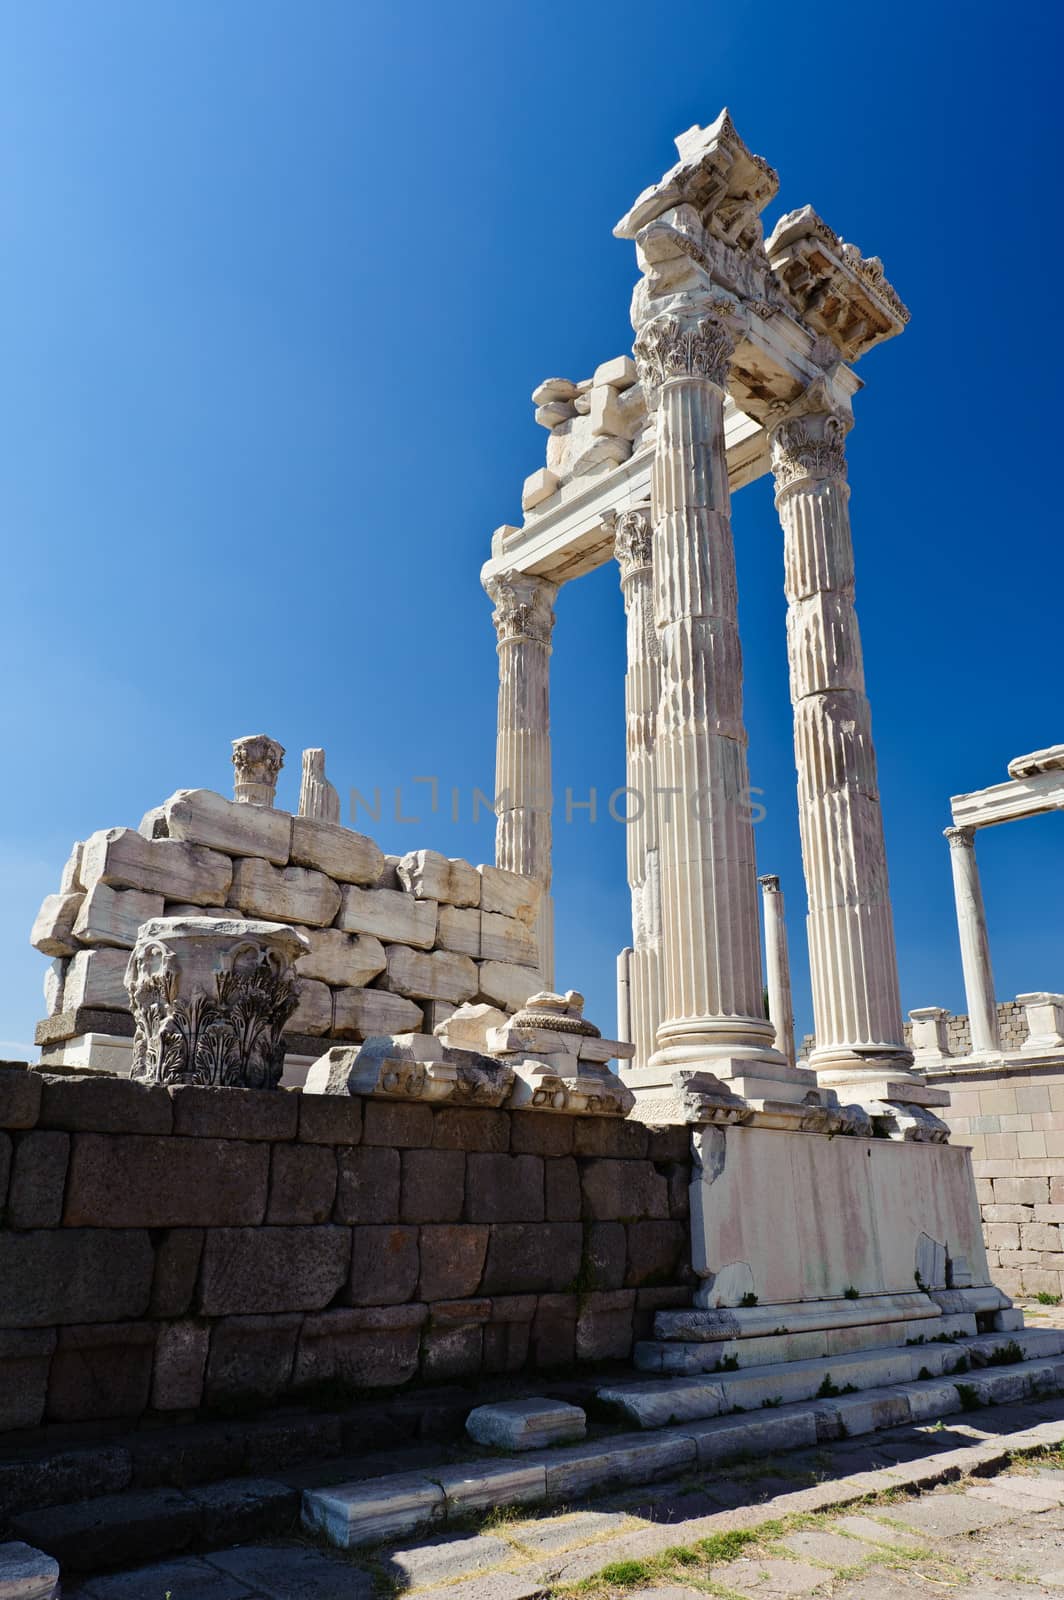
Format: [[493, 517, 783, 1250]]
[[933, 1063, 1064, 1301], [32, 790, 545, 1068], [0, 1064, 692, 1435]]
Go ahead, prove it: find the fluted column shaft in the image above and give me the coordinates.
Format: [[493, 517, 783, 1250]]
[[759, 874, 796, 1068], [615, 507, 663, 1066], [945, 825, 1000, 1055], [770, 400, 912, 1079], [485, 571, 557, 986], [635, 311, 778, 1070]]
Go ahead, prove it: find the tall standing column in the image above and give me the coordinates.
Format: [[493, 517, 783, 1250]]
[[945, 825, 1001, 1056], [614, 506, 663, 1067], [634, 308, 784, 1077], [769, 382, 916, 1086], [758, 874, 796, 1069], [485, 570, 557, 986]]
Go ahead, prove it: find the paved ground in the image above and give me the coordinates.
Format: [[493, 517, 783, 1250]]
[[61, 1396, 1064, 1599]]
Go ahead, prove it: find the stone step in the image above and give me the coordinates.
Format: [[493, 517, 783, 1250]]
[[300, 1353, 1064, 1550], [601, 1327, 1064, 1429], [635, 1310, 981, 1375], [7, 1477, 297, 1575]]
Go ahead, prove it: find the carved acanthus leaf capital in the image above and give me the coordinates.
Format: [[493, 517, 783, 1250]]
[[613, 508, 653, 581], [485, 570, 558, 646], [944, 825, 976, 849], [232, 735, 285, 807], [634, 309, 736, 393]]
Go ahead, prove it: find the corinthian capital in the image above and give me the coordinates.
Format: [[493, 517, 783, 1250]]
[[613, 508, 653, 581], [944, 825, 976, 849], [484, 570, 558, 646], [769, 374, 853, 495], [634, 308, 736, 392]]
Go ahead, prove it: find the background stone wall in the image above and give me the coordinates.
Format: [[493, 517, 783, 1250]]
[[799, 1001, 1030, 1062], [933, 1063, 1064, 1302], [0, 1064, 693, 1436]]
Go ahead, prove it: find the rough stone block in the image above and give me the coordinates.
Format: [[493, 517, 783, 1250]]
[[336, 885, 437, 949], [59, 949, 130, 1012], [290, 816, 384, 886], [418, 1224, 489, 1301], [1021, 1221, 1063, 1252], [626, 1219, 688, 1286], [0, 1330, 57, 1431], [42, 957, 65, 1016], [40, 1074, 172, 1134], [480, 912, 538, 966], [0, 1229, 153, 1327], [573, 1119, 649, 1159], [529, 1292, 577, 1365], [466, 1152, 544, 1223], [993, 1176, 1049, 1205], [268, 1143, 337, 1223], [522, 466, 560, 511], [380, 946, 479, 1004], [545, 1155, 582, 1221], [397, 850, 480, 908], [431, 1106, 509, 1152], [151, 1321, 210, 1411], [146, 788, 291, 865], [482, 1222, 582, 1295], [73, 883, 165, 948], [334, 1145, 399, 1222], [476, 961, 541, 1011], [81, 827, 232, 905], [478, 866, 541, 925], [346, 1224, 419, 1306], [586, 1220, 626, 1288], [47, 1322, 156, 1422], [169, 1084, 298, 1140], [436, 906, 481, 957], [205, 1313, 302, 1405], [0, 1067, 40, 1131], [149, 1229, 205, 1318], [228, 858, 340, 928], [0, 1541, 60, 1599], [290, 977, 332, 1035], [6, 1132, 69, 1229], [297, 929, 386, 988], [581, 1158, 668, 1221], [332, 986, 424, 1040], [0, 1130, 9, 1211], [198, 1225, 351, 1314], [294, 1305, 425, 1391], [187, 1478, 300, 1548], [401, 1147, 465, 1223], [575, 1289, 636, 1360], [298, 1094, 363, 1146], [30, 892, 84, 957], [362, 1099, 433, 1148], [511, 1110, 574, 1156], [65, 1134, 269, 1226], [686, 1408, 819, 1465]]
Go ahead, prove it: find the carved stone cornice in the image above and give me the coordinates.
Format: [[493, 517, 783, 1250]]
[[613, 509, 653, 581], [944, 825, 976, 849], [484, 570, 558, 647], [634, 311, 736, 393]]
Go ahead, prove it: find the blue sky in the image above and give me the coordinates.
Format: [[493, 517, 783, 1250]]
[[0, 0, 1059, 1054]]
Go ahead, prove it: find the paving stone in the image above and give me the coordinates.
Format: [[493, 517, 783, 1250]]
[[0, 1540, 60, 1600], [886, 1489, 1019, 1537], [78, 1555, 252, 1599], [708, 1557, 830, 1595], [505, 1508, 635, 1554], [967, 1478, 1064, 1511], [207, 1543, 375, 1597], [383, 1529, 513, 1588], [829, 1514, 928, 1550], [780, 1528, 870, 1567]]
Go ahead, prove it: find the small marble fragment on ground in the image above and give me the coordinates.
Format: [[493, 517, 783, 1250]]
[[465, 1396, 586, 1451]]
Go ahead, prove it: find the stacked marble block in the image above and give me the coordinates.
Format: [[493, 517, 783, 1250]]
[[519, 355, 647, 517], [31, 788, 548, 1081]]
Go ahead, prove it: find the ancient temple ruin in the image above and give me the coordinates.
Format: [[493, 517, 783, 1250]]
[[4, 114, 1061, 1582]]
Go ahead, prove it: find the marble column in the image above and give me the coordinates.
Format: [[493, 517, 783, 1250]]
[[758, 874, 796, 1069], [945, 825, 1001, 1056], [634, 308, 784, 1078], [614, 506, 663, 1067], [768, 382, 916, 1086], [485, 570, 557, 986]]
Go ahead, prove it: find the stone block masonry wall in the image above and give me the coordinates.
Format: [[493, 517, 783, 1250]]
[[937, 1065, 1064, 1301], [33, 789, 545, 1065], [0, 1064, 692, 1435], [799, 1002, 1029, 1062]]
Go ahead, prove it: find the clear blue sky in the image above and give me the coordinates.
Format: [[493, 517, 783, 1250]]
[[0, 0, 1060, 1055]]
